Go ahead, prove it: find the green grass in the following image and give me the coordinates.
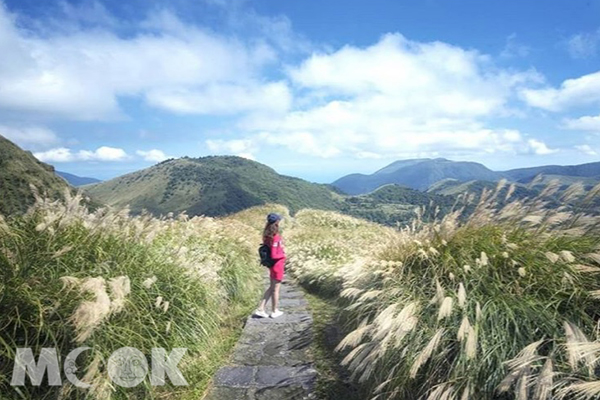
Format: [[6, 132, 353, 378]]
[[0, 192, 263, 399], [304, 291, 367, 400], [285, 184, 600, 400]]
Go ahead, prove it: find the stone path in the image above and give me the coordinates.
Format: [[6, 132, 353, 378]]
[[205, 279, 316, 400]]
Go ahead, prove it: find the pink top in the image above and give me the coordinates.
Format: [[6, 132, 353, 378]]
[[264, 234, 286, 261]]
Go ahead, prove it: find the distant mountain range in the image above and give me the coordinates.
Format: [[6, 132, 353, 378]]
[[84, 156, 340, 217], [0, 135, 71, 215], [2, 132, 598, 225], [333, 158, 600, 194], [56, 171, 101, 186]]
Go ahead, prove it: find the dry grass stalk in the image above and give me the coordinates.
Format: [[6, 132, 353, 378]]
[[410, 329, 445, 378]]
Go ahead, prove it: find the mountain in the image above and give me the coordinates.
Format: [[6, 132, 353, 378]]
[[333, 158, 500, 194], [56, 171, 101, 186], [333, 158, 600, 195], [502, 161, 600, 183], [84, 156, 340, 217], [0, 135, 71, 215]]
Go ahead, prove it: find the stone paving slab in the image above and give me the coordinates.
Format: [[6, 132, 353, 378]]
[[205, 279, 316, 400]]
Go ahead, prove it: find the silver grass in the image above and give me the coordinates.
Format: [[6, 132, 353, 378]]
[[142, 276, 157, 289], [70, 277, 111, 343], [337, 321, 372, 351], [427, 383, 455, 400], [556, 380, 600, 400], [410, 329, 445, 378], [457, 283, 466, 308], [560, 250, 576, 263], [561, 182, 585, 203], [564, 321, 596, 374], [533, 358, 553, 400], [545, 252, 560, 264], [437, 297, 454, 321], [108, 276, 130, 314]]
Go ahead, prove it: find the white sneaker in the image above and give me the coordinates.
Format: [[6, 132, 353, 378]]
[[253, 309, 269, 318], [270, 310, 284, 319]]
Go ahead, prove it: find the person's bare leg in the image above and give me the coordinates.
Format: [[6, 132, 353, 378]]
[[272, 280, 281, 313], [258, 282, 274, 311]]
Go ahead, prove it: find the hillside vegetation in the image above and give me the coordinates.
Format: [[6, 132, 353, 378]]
[[0, 135, 71, 215], [286, 180, 600, 399], [84, 156, 339, 217], [0, 192, 266, 399], [339, 184, 456, 227]]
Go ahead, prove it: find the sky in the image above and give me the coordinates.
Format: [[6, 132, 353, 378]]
[[0, 0, 599, 183]]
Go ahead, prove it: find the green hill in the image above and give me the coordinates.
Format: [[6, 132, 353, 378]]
[[339, 184, 456, 226], [84, 156, 340, 217], [0, 135, 71, 215]]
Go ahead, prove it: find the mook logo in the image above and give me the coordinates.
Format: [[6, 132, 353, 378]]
[[11, 347, 188, 388]]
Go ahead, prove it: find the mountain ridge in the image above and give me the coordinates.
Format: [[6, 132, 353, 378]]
[[0, 135, 72, 215], [84, 156, 340, 217], [333, 158, 600, 195], [56, 171, 101, 186]]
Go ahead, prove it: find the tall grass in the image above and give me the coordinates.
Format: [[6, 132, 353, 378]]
[[287, 181, 600, 399], [0, 188, 263, 399]]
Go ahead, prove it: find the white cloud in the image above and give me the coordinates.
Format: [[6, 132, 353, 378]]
[[0, 5, 282, 120], [566, 29, 600, 59], [0, 125, 59, 149], [575, 144, 598, 156], [232, 33, 547, 160], [288, 34, 539, 118], [206, 138, 257, 159], [146, 82, 292, 115], [564, 114, 600, 132], [34, 146, 128, 162], [526, 139, 558, 155], [136, 149, 171, 162], [521, 71, 600, 111]]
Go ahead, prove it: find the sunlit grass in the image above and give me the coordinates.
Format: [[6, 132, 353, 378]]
[[287, 181, 600, 399], [0, 188, 263, 399]]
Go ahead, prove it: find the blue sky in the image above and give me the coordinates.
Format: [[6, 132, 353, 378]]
[[0, 0, 599, 183]]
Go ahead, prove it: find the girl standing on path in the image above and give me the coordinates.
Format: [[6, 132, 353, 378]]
[[254, 213, 286, 318]]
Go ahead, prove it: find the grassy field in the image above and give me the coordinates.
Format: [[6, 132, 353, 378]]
[[0, 190, 265, 399], [3, 180, 600, 400], [285, 181, 600, 400]]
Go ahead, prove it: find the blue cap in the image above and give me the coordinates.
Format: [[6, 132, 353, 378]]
[[267, 213, 282, 224]]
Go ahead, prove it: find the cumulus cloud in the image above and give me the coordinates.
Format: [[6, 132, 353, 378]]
[[575, 144, 598, 156], [526, 139, 558, 155], [136, 149, 171, 162], [227, 35, 549, 160], [288, 34, 539, 118], [566, 29, 600, 59], [34, 146, 128, 162], [0, 4, 282, 120], [0, 125, 59, 149], [521, 71, 600, 111], [0, 4, 560, 163], [564, 114, 600, 132]]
